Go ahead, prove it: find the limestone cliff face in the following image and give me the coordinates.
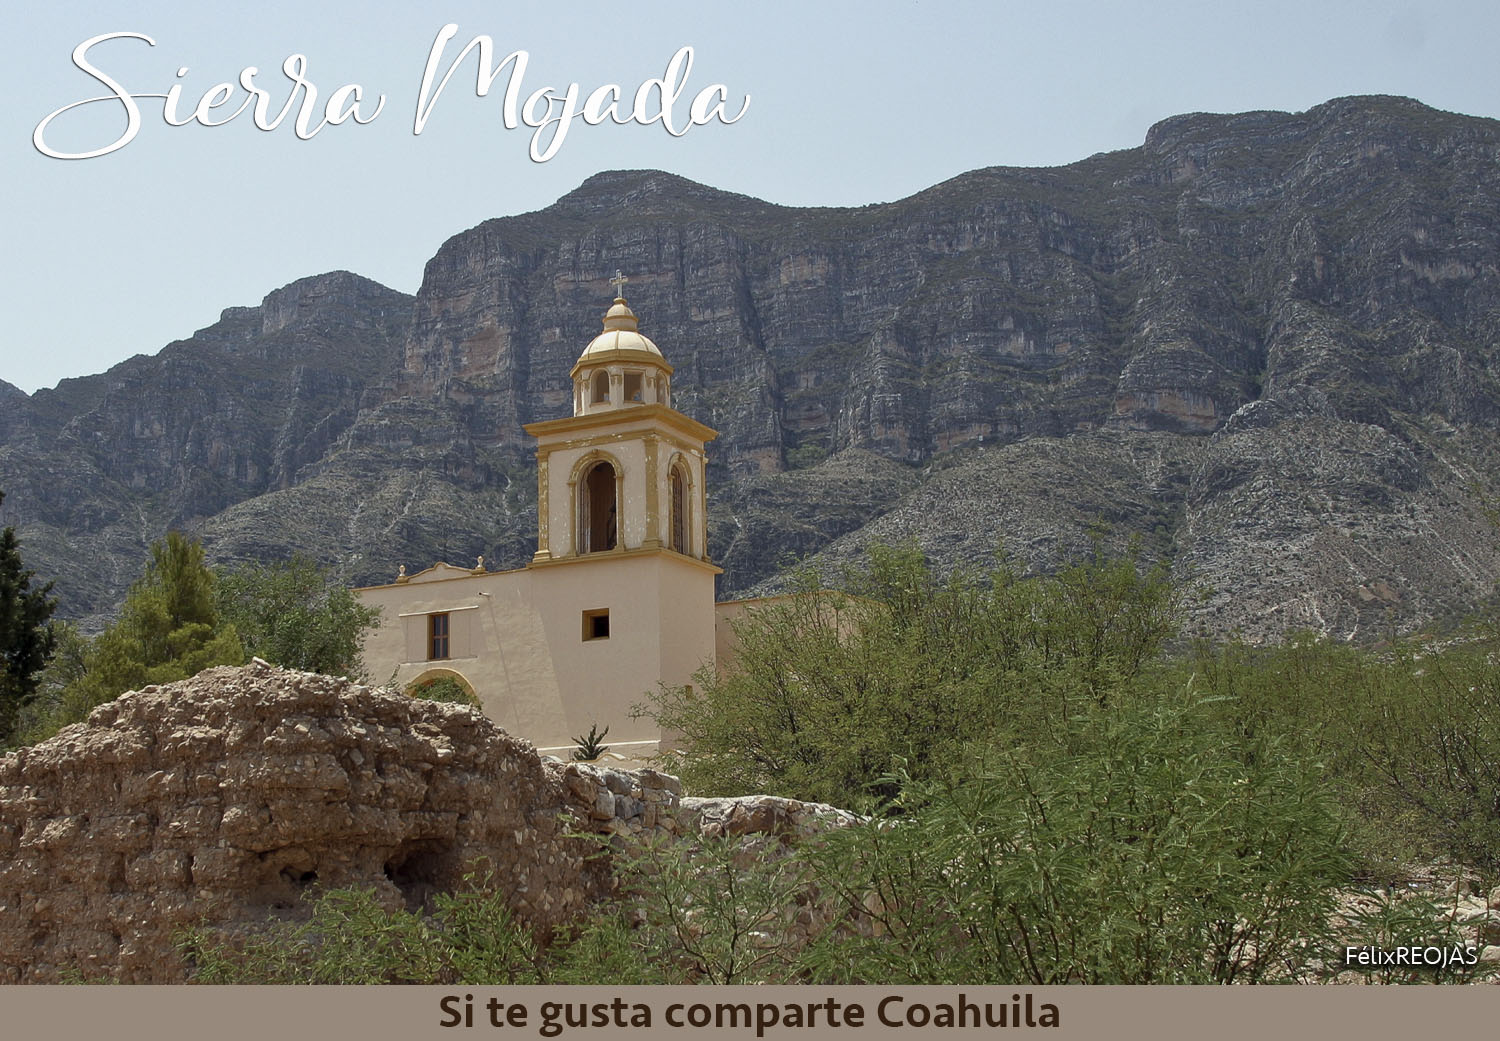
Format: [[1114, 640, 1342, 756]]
[[2, 96, 1498, 640], [0, 272, 412, 627]]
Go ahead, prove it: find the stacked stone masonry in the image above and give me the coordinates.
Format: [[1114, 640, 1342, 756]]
[[0, 663, 857, 983], [0, 662, 613, 983]]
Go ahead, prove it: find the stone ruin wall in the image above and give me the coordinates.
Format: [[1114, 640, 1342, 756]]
[[0, 661, 854, 984]]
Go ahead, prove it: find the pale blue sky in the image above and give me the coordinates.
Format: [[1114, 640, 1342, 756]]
[[5, 1, 1498, 394]]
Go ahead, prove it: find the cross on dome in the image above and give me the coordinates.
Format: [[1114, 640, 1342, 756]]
[[610, 270, 628, 299]]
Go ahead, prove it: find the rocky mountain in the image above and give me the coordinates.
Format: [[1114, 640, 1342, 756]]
[[0, 273, 413, 625], [2, 95, 1498, 640]]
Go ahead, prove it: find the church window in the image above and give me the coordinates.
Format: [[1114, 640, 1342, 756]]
[[670, 464, 688, 553], [591, 370, 610, 404], [582, 608, 610, 641], [428, 613, 450, 660], [578, 460, 618, 553], [624, 371, 643, 403]]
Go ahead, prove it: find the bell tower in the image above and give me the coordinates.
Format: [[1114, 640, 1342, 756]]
[[525, 277, 715, 564], [518, 277, 721, 749], [356, 276, 722, 757]]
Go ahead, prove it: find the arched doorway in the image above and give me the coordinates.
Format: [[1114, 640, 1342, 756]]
[[405, 669, 479, 707]]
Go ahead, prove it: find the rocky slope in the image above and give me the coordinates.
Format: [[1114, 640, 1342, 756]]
[[0, 272, 413, 627], [2, 95, 1498, 640]]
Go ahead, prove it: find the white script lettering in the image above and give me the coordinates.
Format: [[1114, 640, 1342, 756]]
[[34, 33, 386, 159], [413, 24, 750, 161]]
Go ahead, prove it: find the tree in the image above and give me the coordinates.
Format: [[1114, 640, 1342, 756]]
[[649, 541, 1180, 806], [0, 489, 57, 742], [51, 532, 243, 731], [215, 555, 380, 678]]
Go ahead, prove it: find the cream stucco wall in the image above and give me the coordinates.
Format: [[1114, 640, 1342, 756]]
[[358, 564, 571, 745], [358, 549, 718, 755]]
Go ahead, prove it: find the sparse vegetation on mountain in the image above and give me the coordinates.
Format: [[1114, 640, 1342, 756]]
[[4, 98, 1498, 643]]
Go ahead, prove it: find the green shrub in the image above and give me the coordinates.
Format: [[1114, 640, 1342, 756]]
[[178, 874, 542, 984], [1349, 639, 1500, 875], [651, 540, 1177, 806], [797, 689, 1352, 984], [179, 887, 443, 984], [407, 675, 479, 707], [215, 555, 380, 679], [623, 833, 808, 983], [1189, 627, 1500, 877], [1335, 889, 1497, 985]]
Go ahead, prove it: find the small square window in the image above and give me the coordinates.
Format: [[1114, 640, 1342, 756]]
[[429, 612, 450, 660], [582, 608, 610, 641]]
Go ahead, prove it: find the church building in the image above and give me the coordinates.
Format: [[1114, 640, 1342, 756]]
[[356, 281, 748, 758]]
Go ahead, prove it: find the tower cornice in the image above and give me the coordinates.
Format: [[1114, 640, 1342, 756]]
[[525, 402, 718, 443]]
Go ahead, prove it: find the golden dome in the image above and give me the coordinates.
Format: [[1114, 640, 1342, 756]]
[[574, 296, 668, 369]]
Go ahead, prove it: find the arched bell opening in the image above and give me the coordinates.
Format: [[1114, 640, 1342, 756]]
[[669, 462, 689, 555], [578, 459, 619, 554]]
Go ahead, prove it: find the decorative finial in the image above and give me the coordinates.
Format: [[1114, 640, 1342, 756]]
[[610, 270, 628, 299], [396, 563, 408, 583], [473, 555, 486, 574]]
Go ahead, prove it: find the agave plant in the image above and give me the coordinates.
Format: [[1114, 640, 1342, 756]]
[[573, 723, 611, 761]]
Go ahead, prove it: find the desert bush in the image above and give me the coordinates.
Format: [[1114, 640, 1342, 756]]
[[651, 540, 1177, 806], [557, 833, 812, 984], [179, 874, 541, 984], [796, 689, 1352, 984], [1189, 627, 1500, 877], [1333, 888, 1497, 985], [1350, 638, 1500, 875], [215, 555, 380, 679]]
